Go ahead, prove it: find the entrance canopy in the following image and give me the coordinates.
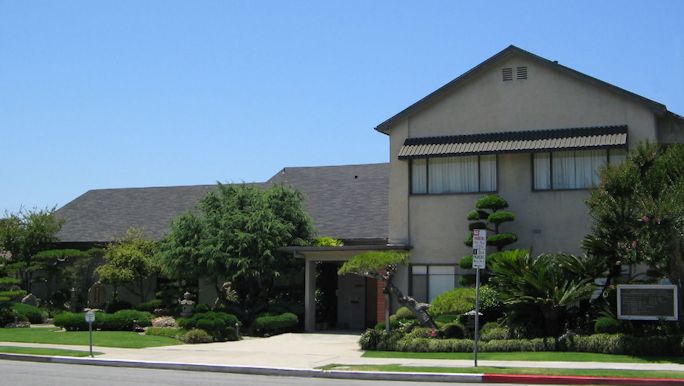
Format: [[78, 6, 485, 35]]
[[282, 243, 410, 332]]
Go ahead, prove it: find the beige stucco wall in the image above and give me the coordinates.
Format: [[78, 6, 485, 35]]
[[386, 52, 660, 294]]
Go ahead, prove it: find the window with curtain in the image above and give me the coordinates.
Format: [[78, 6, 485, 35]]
[[533, 148, 627, 190], [410, 155, 497, 194], [410, 265, 459, 303]]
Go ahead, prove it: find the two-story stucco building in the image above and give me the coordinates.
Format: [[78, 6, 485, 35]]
[[374, 45, 684, 307]]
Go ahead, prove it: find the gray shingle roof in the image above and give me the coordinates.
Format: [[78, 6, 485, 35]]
[[268, 163, 389, 241], [55, 163, 389, 243]]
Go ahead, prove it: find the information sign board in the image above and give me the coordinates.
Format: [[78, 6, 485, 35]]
[[617, 284, 679, 321], [472, 229, 487, 269]]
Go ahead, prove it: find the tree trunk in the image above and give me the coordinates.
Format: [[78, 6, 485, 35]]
[[385, 279, 437, 330]]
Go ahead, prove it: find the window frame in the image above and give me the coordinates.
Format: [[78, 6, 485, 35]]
[[409, 264, 460, 303], [531, 147, 626, 191], [409, 154, 499, 196]]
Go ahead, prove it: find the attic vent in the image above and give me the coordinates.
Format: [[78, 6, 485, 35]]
[[502, 67, 513, 81], [516, 66, 528, 80]]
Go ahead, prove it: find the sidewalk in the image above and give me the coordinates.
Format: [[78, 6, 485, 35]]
[[2, 333, 684, 384]]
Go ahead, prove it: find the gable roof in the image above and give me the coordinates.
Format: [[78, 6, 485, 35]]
[[55, 163, 389, 243], [375, 45, 668, 135]]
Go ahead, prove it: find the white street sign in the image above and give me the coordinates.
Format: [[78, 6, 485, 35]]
[[472, 229, 487, 269], [85, 310, 95, 323]]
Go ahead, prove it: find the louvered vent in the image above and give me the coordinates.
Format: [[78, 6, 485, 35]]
[[502, 67, 513, 81], [516, 66, 528, 80]]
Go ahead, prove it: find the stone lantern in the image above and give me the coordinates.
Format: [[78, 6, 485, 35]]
[[180, 291, 195, 317]]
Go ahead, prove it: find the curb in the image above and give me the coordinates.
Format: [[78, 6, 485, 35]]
[[483, 373, 684, 385], [2, 353, 684, 385], [0, 354, 482, 383]]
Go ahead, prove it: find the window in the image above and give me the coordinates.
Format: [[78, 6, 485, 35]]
[[533, 148, 627, 190], [411, 155, 497, 194], [410, 265, 460, 303]]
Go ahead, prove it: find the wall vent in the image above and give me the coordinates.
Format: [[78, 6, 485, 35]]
[[516, 66, 528, 80], [502, 67, 513, 81]]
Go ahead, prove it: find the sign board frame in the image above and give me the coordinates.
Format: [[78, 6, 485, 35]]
[[617, 284, 679, 321]]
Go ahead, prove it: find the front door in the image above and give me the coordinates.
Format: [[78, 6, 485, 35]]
[[337, 273, 366, 329]]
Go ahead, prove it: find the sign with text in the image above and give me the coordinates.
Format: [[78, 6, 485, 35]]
[[85, 310, 95, 323], [472, 229, 487, 269], [617, 284, 679, 321]]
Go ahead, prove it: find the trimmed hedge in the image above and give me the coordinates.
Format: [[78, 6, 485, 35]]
[[182, 328, 213, 344], [359, 329, 684, 356], [594, 317, 620, 334], [54, 310, 152, 331], [252, 312, 298, 336], [177, 311, 240, 341], [430, 288, 475, 316]]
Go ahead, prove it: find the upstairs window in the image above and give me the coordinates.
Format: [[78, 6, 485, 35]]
[[411, 155, 497, 194], [533, 148, 627, 190]]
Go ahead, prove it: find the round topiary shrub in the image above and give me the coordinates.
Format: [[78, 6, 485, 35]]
[[182, 328, 213, 344], [594, 317, 621, 334], [430, 287, 476, 316], [12, 303, 46, 324], [439, 322, 465, 339], [252, 312, 298, 337], [178, 311, 241, 341], [392, 306, 416, 320]]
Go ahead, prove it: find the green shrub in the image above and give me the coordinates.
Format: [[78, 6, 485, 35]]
[[54, 310, 152, 331], [177, 311, 240, 341], [433, 313, 460, 326], [569, 334, 682, 356], [252, 312, 298, 336], [134, 299, 163, 313], [487, 233, 518, 247], [359, 329, 383, 350], [182, 328, 213, 344], [393, 306, 416, 320], [430, 288, 475, 316], [105, 300, 132, 313], [12, 303, 46, 324], [594, 317, 620, 334], [439, 322, 465, 339], [194, 304, 211, 313], [480, 322, 509, 341], [403, 327, 435, 340], [374, 318, 400, 331], [0, 304, 17, 327], [145, 327, 185, 339], [482, 338, 556, 352]]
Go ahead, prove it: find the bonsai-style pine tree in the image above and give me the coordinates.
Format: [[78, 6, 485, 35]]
[[460, 194, 517, 285], [338, 251, 437, 332]]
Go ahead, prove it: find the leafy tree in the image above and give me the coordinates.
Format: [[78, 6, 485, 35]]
[[338, 251, 437, 331], [489, 250, 595, 337], [32, 249, 88, 307], [97, 228, 159, 303], [158, 184, 313, 311], [0, 208, 63, 292], [460, 194, 518, 285], [584, 143, 684, 295]]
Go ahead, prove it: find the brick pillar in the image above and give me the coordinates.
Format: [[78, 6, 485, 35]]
[[376, 279, 386, 323]]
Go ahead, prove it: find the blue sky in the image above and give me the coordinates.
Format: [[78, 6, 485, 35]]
[[1, 1, 683, 213]]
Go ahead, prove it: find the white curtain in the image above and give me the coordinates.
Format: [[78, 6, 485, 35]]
[[552, 151, 577, 189], [429, 156, 478, 193], [533, 153, 551, 190], [479, 155, 497, 192], [428, 266, 456, 302], [411, 158, 427, 194]]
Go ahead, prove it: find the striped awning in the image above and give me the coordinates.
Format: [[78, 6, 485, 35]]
[[397, 125, 627, 159]]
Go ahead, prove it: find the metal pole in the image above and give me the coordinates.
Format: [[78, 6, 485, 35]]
[[474, 267, 481, 367], [88, 321, 93, 357]]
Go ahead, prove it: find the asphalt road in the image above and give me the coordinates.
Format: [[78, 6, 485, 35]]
[[0, 361, 531, 386]]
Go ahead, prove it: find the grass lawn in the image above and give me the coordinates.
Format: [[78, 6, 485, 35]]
[[321, 364, 684, 379], [363, 350, 684, 364], [0, 328, 181, 348], [0, 345, 103, 357]]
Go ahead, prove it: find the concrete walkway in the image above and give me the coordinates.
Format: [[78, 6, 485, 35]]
[[3, 332, 684, 372]]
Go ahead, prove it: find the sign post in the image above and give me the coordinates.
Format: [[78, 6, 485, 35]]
[[85, 310, 95, 357], [471, 229, 487, 368]]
